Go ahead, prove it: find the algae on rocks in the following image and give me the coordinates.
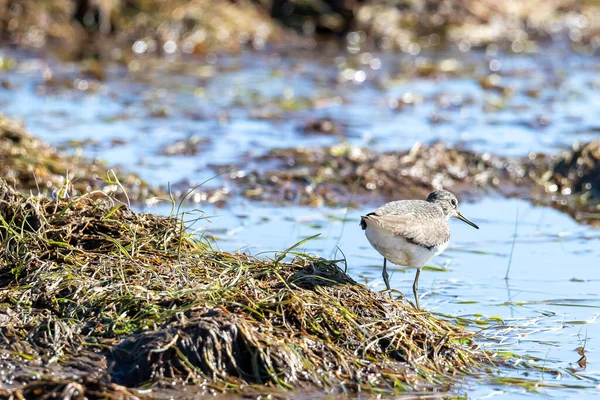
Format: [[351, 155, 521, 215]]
[[0, 179, 492, 397]]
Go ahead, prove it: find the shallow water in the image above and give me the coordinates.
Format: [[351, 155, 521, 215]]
[[2, 45, 600, 398], [148, 196, 600, 399], [2, 45, 599, 188]]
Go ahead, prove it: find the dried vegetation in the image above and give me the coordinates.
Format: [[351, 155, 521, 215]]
[[0, 179, 492, 397], [355, 0, 600, 50]]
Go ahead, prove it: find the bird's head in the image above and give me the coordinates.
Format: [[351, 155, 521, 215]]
[[426, 190, 479, 229]]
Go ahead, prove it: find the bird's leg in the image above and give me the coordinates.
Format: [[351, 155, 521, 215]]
[[412, 268, 421, 310], [382, 258, 391, 291]]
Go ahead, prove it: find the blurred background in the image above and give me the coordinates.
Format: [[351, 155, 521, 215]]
[[1, 1, 600, 398]]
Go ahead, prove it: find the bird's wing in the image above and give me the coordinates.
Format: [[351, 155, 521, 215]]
[[360, 200, 415, 231], [362, 210, 449, 249]]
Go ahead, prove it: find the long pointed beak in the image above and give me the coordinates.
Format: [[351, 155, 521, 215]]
[[456, 211, 479, 229]]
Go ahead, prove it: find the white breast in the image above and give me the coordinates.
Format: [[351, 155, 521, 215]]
[[365, 224, 448, 268]]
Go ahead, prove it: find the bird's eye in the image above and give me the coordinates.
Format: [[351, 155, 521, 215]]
[[451, 199, 457, 208]]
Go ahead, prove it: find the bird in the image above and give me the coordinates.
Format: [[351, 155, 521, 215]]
[[360, 190, 479, 310]]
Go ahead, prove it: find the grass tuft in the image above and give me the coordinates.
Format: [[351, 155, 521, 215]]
[[0, 179, 492, 397]]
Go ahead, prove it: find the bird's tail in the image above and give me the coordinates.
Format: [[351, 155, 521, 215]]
[[359, 216, 367, 230]]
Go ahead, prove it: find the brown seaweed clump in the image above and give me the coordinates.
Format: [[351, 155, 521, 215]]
[[0, 0, 286, 60], [224, 140, 600, 225], [2, 0, 599, 60], [0, 179, 493, 397], [355, 0, 600, 51], [0, 115, 159, 202], [538, 141, 600, 199], [226, 141, 527, 207], [528, 141, 600, 223]]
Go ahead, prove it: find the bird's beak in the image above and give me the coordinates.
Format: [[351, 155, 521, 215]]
[[456, 211, 479, 229]]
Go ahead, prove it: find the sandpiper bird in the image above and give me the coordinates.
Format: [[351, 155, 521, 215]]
[[360, 190, 479, 310]]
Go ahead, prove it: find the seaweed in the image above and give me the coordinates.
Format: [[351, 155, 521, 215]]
[[0, 179, 493, 397], [223, 140, 600, 225]]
